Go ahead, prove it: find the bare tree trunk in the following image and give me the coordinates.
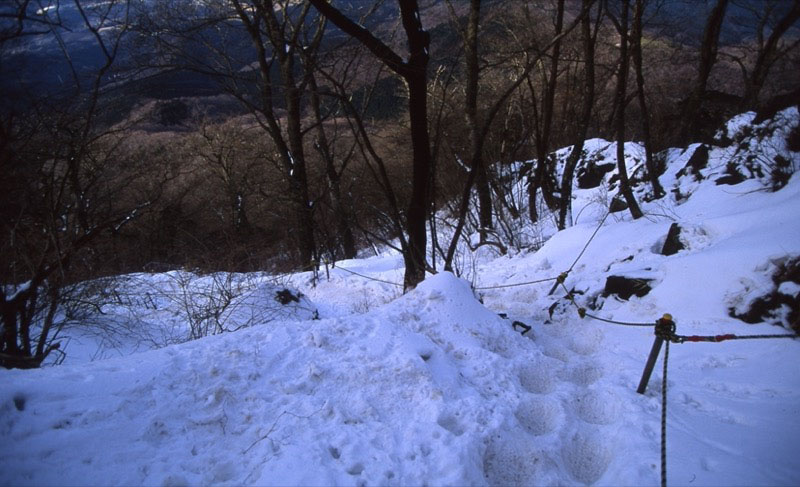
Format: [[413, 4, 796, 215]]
[[613, 0, 643, 219], [441, 0, 490, 274], [405, 72, 433, 289], [309, 74, 357, 260], [528, 0, 566, 223], [309, 0, 432, 290], [632, 0, 664, 198], [681, 0, 729, 144], [273, 5, 318, 271], [559, 0, 598, 230], [231, 0, 320, 270], [464, 0, 493, 240]]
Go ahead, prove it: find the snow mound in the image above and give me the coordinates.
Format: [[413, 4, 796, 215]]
[[2, 272, 624, 486]]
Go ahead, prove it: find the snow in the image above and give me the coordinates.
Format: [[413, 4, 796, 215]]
[[2, 108, 800, 486], [3, 280, 31, 302], [779, 281, 800, 298]]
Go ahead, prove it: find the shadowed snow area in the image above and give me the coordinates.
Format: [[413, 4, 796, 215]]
[[2, 108, 800, 486]]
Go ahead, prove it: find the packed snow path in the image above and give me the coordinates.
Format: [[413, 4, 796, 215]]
[[3, 267, 798, 485], [3, 273, 645, 486]]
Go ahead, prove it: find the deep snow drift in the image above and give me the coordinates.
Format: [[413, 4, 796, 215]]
[[1, 108, 799, 486]]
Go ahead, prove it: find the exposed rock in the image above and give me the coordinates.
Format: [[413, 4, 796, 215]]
[[715, 163, 747, 186], [771, 154, 793, 190], [677, 144, 709, 181], [753, 87, 800, 124], [603, 276, 652, 300], [787, 124, 800, 152], [730, 257, 800, 333], [577, 162, 615, 189], [275, 289, 301, 305], [660, 223, 684, 256], [608, 196, 628, 213]]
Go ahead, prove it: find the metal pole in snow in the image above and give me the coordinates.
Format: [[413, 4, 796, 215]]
[[637, 314, 675, 394], [637, 335, 663, 394]]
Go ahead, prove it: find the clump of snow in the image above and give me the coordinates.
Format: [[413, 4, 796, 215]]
[[779, 281, 800, 298]]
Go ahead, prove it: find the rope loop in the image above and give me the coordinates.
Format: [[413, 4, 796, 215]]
[[654, 314, 677, 341]]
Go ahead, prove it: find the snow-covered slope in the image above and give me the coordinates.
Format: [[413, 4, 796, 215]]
[[1, 108, 799, 486]]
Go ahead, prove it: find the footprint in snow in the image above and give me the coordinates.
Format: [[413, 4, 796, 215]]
[[567, 327, 604, 356], [518, 359, 560, 394], [436, 412, 466, 436], [142, 419, 170, 446], [161, 474, 190, 487], [540, 339, 571, 362], [561, 425, 615, 484], [574, 389, 621, 426], [564, 360, 605, 386], [483, 433, 555, 486], [515, 395, 562, 436], [328, 446, 341, 459], [346, 463, 364, 475]]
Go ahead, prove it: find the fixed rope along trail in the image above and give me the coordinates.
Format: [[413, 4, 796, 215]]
[[474, 211, 656, 327], [637, 315, 798, 487], [548, 210, 611, 295], [567, 211, 611, 274], [474, 211, 610, 292], [559, 281, 655, 327], [672, 332, 798, 342], [326, 211, 798, 487], [547, 210, 662, 327], [474, 275, 559, 290], [335, 266, 404, 288], [661, 336, 670, 487], [533, 214, 798, 487]]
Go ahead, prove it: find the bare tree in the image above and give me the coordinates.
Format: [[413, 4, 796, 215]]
[[631, 0, 665, 198], [188, 120, 263, 235], [441, 0, 593, 267], [526, 0, 567, 223], [559, 0, 601, 229], [306, 67, 358, 260], [228, 0, 323, 271], [132, 0, 327, 271], [0, 0, 150, 368], [734, 0, 800, 111], [311, 50, 412, 261], [308, 0, 433, 290], [444, 0, 494, 242], [681, 0, 729, 144], [608, 0, 643, 219]]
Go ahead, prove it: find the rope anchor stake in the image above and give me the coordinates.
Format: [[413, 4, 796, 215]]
[[636, 314, 675, 395]]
